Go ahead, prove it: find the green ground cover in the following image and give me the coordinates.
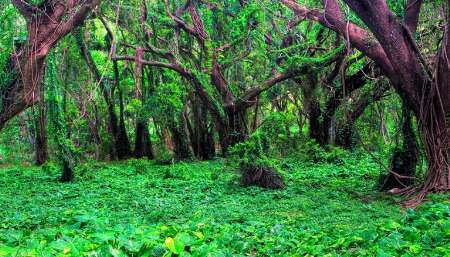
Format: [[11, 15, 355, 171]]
[[0, 155, 449, 256]]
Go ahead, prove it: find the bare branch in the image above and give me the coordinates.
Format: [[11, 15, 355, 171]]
[[11, 0, 35, 20], [232, 67, 308, 110], [164, 0, 197, 36]]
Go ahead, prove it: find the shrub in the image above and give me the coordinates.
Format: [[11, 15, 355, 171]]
[[155, 146, 174, 165], [294, 139, 347, 164], [42, 161, 59, 176], [229, 132, 285, 189]]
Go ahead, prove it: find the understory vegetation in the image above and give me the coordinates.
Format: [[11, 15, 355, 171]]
[[1, 157, 449, 256]]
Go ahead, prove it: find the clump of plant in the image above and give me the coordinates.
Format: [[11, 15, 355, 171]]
[[256, 112, 299, 156], [75, 159, 105, 180], [41, 161, 59, 176], [229, 132, 285, 189], [127, 159, 149, 174], [155, 146, 175, 165], [293, 139, 347, 164]]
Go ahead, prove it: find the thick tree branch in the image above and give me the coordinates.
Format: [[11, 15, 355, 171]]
[[281, 0, 397, 83], [404, 0, 423, 32], [347, 81, 390, 123], [232, 67, 308, 110], [112, 54, 224, 123], [164, 0, 199, 38], [1, 0, 101, 130], [45, 0, 100, 52], [11, 0, 35, 20]]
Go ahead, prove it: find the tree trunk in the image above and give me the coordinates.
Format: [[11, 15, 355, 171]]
[[336, 124, 354, 150], [170, 117, 191, 160], [281, 0, 450, 202], [309, 100, 323, 144], [60, 160, 74, 182], [91, 104, 102, 159], [379, 104, 419, 191], [34, 97, 48, 165], [187, 95, 216, 160], [132, 47, 155, 160], [218, 108, 248, 154], [134, 121, 154, 159], [115, 72, 132, 160], [0, 0, 100, 130]]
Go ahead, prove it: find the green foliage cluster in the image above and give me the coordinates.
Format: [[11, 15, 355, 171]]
[[0, 157, 448, 256], [228, 112, 297, 176], [146, 70, 186, 125], [46, 56, 78, 172], [230, 112, 349, 170], [0, 120, 31, 165], [294, 140, 348, 164]]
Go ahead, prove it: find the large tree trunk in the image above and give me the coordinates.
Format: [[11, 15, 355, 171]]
[[170, 115, 191, 160], [111, 61, 131, 160], [379, 103, 419, 191], [419, 114, 449, 193], [342, 0, 450, 197], [187, 95, 215, 160], [0, 0, 100, 130], [341, 0, 450, 196], [134, 121, 154, 159], [309, 101, 323, 144]]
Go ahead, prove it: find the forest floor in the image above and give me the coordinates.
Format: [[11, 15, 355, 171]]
[[0, 155, 449, 256]]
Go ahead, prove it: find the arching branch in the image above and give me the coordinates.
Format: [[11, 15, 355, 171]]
[[280, 0, 396, 82]]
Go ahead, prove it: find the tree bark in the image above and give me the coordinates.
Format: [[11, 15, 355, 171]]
[[282, 0, 450, 197], [134, 121, 154, 159], [34, 98, 48, 165], [0, 0, 100, 130], [170, 114, 191, 160], [187, 94, 216, 160], [379, 103, 419, 191]]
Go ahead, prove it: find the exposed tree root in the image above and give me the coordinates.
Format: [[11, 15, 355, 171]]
[[240, 164, 285, 189]]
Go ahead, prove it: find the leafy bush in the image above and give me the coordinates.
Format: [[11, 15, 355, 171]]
[[295, 139, 347, 164], [229, 132, 285, 189], [155, 146, 175, 165], [42, 161, 59, 176], [126, 158, 150, 174], [256, 112, 300, 156], [242, 112, 348, 165]]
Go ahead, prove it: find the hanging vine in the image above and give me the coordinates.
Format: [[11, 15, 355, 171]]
[[46, 53, 78, 182]]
